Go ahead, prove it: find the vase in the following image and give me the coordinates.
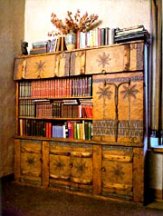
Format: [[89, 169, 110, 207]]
[[65, 31, 77, 51]]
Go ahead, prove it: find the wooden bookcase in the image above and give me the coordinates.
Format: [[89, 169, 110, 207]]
[[14, 40, 146, 203]]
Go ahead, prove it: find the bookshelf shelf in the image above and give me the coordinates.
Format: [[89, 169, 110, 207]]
[[19, 96, 93, 100], [14, 40, 146, 203], [18, 116, 93, 120]]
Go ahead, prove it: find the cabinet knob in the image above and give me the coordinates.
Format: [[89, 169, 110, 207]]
[[101, 167, 106, 172], [69, 163, 73, 168], [101, 69, 106, 74]]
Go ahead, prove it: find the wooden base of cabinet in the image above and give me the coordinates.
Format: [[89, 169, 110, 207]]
[[14, 138, 145, 203]]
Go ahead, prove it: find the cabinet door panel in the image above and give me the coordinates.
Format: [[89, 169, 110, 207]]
[[20, 140, 42, 185], [85, 41, 144, 74], [21, 152, 41, 177], [50, 154, 71, 180], [25, 55, 57, 79], [71, 157, 93, 184], [92, 72, 144, 144], [70, 50, 86, 75], [70, 146, 93, 193], [101, 147, 133, 199], [57, 52, 70, 77]]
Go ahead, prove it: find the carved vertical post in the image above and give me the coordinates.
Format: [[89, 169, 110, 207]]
[[133, 147, 144, 203], [42, 141, 49, 187], [93, 144, 102, 195]]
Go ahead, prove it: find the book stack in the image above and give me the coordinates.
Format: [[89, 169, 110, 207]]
[[67, 121, 92, 140], [77, 27, 115, 49], [114, 25, 149, 43], [30, 41, 48, 55], [52, 124, 68, 138]]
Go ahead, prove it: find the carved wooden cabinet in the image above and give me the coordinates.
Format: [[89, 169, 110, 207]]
[[49, 142, 93, 193], [14, 139, 42, 185], [14, 40, 146, 203]]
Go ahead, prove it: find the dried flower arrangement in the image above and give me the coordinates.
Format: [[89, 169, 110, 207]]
[[51, 9, 101, 34]]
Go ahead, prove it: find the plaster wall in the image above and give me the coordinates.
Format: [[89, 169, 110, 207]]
[[24, 0, 151, 50], [0, 0, 25, 177]]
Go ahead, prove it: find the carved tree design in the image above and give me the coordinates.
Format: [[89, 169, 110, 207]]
[[120, 84, 139, 126], [96, 84, 112, 118], [105, 81, 130, 141]]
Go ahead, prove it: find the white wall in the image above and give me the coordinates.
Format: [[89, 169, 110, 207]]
[[25, 0, 151, 50]]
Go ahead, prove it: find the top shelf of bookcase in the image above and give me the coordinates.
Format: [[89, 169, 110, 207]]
[[14, 40, 144, 80]]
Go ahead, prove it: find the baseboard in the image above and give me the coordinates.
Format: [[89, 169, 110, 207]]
[[0, 174, 14, 184]]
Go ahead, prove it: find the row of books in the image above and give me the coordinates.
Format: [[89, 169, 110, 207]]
[[29, 25, 148, 55], [76, 27, 115, 49], [19, 99, 93, 118], [51, 121, 92, 140], [19, 119, 92, 140], [19, 77, 92, 98]]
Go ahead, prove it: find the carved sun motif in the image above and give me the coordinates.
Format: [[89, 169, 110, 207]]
[[26, 156, 35, 166], [35, 60, 46, 72], [97, 52, 111, 68], [120, 84, 139, 99], [96, 85, 112, 100], [53, 158, 65, 171], [111, 164, 124, 180], [74, 161, 87, 174]]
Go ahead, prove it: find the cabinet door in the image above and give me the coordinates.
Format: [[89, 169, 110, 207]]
[[20, 140, 42, 185], [70, 50, 86, 76], [14, 55, 57, 80], [25, 55, 57, 79], [92, 72, 144, 144], [49, 142, 93, 193], [101, 146, 133, 200], [85, 41, 144, 74], [49, 142, 71, 189], [56, 52, 70, 77], [70, 144, 93, 193]]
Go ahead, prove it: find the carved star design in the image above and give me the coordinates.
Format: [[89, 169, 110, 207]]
[[53, 158, 65, 171], [26, 156, 35, 166], [74, 161, 87, 174], [111, 164, 124, 180], [35, 60, 46, 72], [97, 52, 111, 68]]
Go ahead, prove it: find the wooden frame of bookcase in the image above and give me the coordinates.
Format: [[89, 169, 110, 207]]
[[14, 40, 146, 203]]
